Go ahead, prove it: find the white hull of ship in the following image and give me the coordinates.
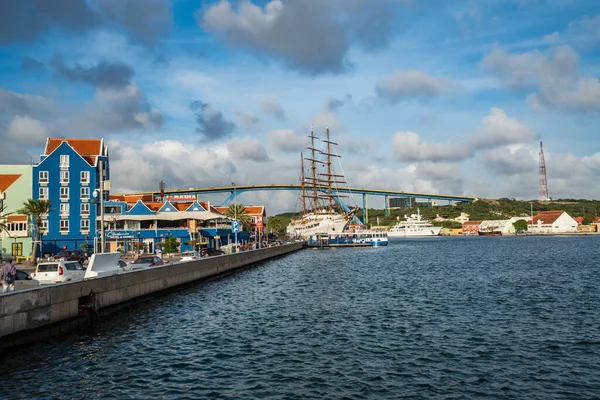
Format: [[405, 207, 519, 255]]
[[286, 213, 349, 238], [387, 226, 442, 237]]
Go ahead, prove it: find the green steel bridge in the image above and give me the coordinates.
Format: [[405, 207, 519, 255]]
[[118, 184, 476, 225]]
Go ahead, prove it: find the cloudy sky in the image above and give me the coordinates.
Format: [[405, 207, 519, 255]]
[[1, 0, 600, 213]]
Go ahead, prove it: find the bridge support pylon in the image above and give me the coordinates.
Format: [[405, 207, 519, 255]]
[[362, 194, 368, 226], [385, 195, 389, 217]]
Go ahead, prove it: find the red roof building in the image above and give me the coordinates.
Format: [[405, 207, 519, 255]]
[[462, 220, 482, 235], [528, 211, 577, 234]]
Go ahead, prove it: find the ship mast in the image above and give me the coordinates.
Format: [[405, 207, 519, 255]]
[[319, 127, 346, 215], [300, 152, 306, 216], [305, 128, 321, 214]]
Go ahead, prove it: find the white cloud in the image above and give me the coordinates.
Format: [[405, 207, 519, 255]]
[[266, 129, 305, 152], [467, 108, 536, 150], [568, 14, 600, 43], [376, 70, 450, 103], [198, 0, 398, 74], [259, 97, 286, 121], [6, 115, 49, 145], [392, 131, 468, 162], [478, 146, 537, 176], [391, 108, 534, 163], [482, 45, 600, 113], [233, 110, 258, 127], [226, 137, 272, 162]]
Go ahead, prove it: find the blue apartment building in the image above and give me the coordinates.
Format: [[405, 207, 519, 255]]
[[32, 138, 109, 255]]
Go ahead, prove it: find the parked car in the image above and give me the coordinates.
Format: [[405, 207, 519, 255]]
[[33, 261, 86, 284], [15, 269, 40, 290], [180, 251, 202, 262], [201, 248, 225, 257], [131, 255, 164, 270], [118, 259, 131, 271], [54, 249, 87, 265]]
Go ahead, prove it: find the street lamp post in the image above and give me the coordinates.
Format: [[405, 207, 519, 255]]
[[232, 182, 237, 252]]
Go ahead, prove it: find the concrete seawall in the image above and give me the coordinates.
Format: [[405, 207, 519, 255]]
[[0, 242, 303, 344]]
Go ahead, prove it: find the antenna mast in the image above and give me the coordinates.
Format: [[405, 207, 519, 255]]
[[538, 141, 549, 201]]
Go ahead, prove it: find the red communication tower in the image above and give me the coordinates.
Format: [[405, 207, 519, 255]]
[[538, 141, 549, 201]]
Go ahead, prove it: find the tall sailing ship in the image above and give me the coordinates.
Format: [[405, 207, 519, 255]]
[[286, 129, 387, 247]]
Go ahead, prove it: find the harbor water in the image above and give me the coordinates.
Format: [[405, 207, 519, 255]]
[[2, 236, 600, 399]]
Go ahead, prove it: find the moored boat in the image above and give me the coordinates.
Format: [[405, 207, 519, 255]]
[[387, 209, 441, 237], [307, 230, 388, 247]]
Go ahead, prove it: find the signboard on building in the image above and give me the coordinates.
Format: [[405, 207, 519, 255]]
[[166, 195, 197, 202], [106, 230, 134, 239]]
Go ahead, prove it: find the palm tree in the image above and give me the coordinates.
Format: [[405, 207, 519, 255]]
[[18, 198, 52, 263], [0, 203, 10, 236], [267, 216, 284, 234], [226, 203, 252, 231]]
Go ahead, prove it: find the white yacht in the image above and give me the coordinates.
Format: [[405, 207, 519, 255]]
[[388, 209, 442, 237]]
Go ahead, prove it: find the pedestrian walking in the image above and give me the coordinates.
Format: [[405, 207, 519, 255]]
[[1, 258, 17, 293]]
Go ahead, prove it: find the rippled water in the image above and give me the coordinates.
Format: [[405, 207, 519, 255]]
[[3, 236, 600, 399]]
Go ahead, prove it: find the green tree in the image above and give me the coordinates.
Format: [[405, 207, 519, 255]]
[[162, 237, 180, 254], [513, 219, 528, 233], [267, 216, 284, 234], [17, 199, 52, 263], [226, 203, 252, 230]]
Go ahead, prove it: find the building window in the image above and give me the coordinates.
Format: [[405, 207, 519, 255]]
[[8, 222, 27, 232], [80, 187, 90, 200], [80, 171, 90, 184], [60, 203, 70, 216], [81, 219, 90, 232], [60, 155, 69, 168], [60, 187, 69, 200], [40, 220, 48, 235], [60, 220, 69, 233], [39, 187, 48, 200], [81, 203, 90, 215], [39, 171, 48, 184], [60, 170, 69, 184]]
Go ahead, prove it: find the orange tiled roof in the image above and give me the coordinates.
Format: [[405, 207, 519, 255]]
[[173, 203, 192, 211], [7, 215, 27, 222], [145, 202, 163, 211], [0, 174, 21, 192], [45, 138, 103, 166], [463, 220, 482, 226], [530, 211, 564, 225], [201, 202, 223, 214], [244, 206, 265, 215]]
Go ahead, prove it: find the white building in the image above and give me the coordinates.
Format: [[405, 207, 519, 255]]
[[479, 217, 531, 235], [528, 211, 578, 234]]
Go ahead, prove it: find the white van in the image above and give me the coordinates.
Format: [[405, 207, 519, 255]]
[[34, 261, 86, 284]]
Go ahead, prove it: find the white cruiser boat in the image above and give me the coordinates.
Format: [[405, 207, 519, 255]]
[[388, 209, 441, 237]]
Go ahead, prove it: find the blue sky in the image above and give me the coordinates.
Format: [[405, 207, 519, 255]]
[[1, 0, 600, 213]]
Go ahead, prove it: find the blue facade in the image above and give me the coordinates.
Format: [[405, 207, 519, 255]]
[[101, 198, 249, 254], [32, 141, 108, 255]]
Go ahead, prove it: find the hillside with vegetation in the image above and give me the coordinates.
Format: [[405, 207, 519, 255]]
[[268, 198, 600, 234]]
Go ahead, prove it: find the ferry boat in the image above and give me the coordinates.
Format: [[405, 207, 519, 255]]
[[388, 209, 441, 237], [307, 230, 388, 247], [287, 128, 387, 247]]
